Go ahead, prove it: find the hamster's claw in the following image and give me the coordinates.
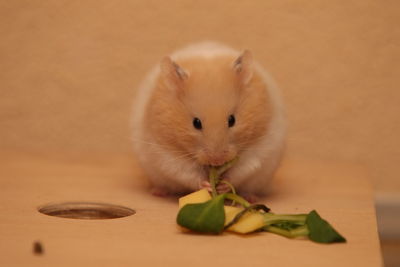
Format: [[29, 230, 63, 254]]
[[199, 180, 232, 194], [199, 180, 212, 192], [216, 182, 232, 194]]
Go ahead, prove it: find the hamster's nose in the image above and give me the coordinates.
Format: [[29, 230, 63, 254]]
[[206, 152, 232, 167], [208, 157, 226, 167]]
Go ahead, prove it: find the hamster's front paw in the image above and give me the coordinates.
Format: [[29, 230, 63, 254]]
[[199, 180, 232, 194], [151, 187, 170, 197], [199, 180, 212, 192]]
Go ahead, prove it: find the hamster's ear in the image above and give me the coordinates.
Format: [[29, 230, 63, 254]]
[[160, 56, 188, 90], [233, 50, 253, 85]]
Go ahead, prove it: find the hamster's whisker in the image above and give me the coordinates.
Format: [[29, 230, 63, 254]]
[[236, 132, 274, 147], [237, 144, 271, 153], [131, 140, 186, 156], [143, 145, 187, 156], [131, 138, 174, 150], [239, 147, 270, 154], [161, 151, 197, 166]]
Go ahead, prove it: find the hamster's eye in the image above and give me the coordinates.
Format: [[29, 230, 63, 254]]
[[228, 114, 235, 127], [193, 117, 202, 130]]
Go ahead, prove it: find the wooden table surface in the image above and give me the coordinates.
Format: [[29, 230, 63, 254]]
[[0, 153, 382, 266]]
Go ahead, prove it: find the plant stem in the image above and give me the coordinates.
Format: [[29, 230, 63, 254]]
[[261, 213, 309, 238], [220, 180, 237, 205], [214, 157, 238, 177], [208, 157, 238, 198], [209, 168, 219, 198], [263, 225, 309, 238], [220, 180, 237, 195], [263, 213, 308, 226], [225, 193, 251, 208]]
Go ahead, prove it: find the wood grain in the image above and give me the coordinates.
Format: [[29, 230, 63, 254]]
[[0, 153, 382, 266]]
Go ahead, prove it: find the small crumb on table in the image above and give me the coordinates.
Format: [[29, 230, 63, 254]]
[[33, 241, 44, 255]]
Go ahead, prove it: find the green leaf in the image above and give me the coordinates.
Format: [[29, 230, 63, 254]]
[[176, 194, 226, 234], [306, 210, 346, 243]]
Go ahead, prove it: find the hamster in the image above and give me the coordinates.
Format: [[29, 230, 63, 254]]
[[132, 42, 286, 199]]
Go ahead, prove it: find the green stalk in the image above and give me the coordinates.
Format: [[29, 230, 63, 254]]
[[263, 225, 309, 238], [263, 213, 308, 226], [261, 213, 309, 238], [214, 157, 238, 177], [209, 167, 219, 198], [208, 157, 239, 198], [220, 180, 237, 195], [220, 180, 237, 205], [224, 193, 251, 208]]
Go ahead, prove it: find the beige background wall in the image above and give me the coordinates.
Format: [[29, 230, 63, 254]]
[[1, 0, 399, 193]]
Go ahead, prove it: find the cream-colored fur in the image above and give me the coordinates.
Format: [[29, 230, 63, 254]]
[[132, 41, 285, 196]]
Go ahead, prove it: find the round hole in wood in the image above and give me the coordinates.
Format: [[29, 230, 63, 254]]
[[38, 202, 135, 220]]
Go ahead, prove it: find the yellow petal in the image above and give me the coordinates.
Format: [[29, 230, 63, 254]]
[[224, 206, 266, 234], [178, 189, 212, 208], [224, 206, 243, 226]]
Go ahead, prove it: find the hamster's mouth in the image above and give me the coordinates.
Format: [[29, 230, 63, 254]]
[[203, 157, 238, 173], [206, 161, 229, 168], [209, 163, 224, 168]]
